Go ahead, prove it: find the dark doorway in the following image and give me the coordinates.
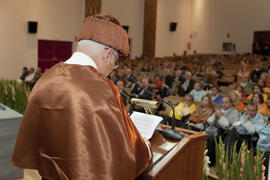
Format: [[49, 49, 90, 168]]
[[38, 40, 72, 72], [253, 31, 270, 55]]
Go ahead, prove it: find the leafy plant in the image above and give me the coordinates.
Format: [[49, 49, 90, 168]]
[[215, 137, 265, 180], [0, 80, 29, 113]]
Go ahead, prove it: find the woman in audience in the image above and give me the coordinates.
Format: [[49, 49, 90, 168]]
[[230, 90, 246, 110], [237, 63, 250, 83], [235, 84, 247, 98], [166, 94, 197, 127], [188, 94, 214, 130], [152, 74, 163, 92], [260, 72, 270, 86], [258, 78, 270, 93], [252, 93, 269, 114], [247, 84, 268, 102]]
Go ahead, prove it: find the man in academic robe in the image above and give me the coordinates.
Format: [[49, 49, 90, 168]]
[[12, 14, 151, 180]]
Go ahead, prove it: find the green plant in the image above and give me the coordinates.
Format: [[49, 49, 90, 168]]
[[215, 137, 265, 180], [0, 80, 29, 113]]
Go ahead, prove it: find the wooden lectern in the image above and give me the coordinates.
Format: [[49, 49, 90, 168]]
[[138, 125, 208, 180]]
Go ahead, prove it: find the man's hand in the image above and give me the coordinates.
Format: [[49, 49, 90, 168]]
[[228, 126, 234, 131], [215, 112, 222, 118], [245, 114, 251, 121]]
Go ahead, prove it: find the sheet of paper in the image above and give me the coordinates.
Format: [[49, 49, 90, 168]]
[[130, 111, 163, 140]]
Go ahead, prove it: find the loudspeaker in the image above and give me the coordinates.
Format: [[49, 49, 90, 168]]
[[170, 22, 177, 32], [122, 25, 129, 34], [28, 21, 38, 33]]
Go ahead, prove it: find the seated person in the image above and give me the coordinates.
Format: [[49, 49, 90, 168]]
[[206, 96, 240, 166], [117, 80, 128, 105], [260, 72, 270, 86], [152, 74, 163, 92], [258, 78, 270, 93], [132, 77, 152, 100], [125, 68, 135, 83], [178, 71, 195, 96], [247, 84, 268, 102], [189, 81, 206, 102], [25, 67, 35, 82], [230, 90, 246, 110], [188, 94, 214, 130], [235, 84, 247, 98], [152, 74, 169, 98], [210, 86, 223, 104], [17, 66, 29, 83], [225, 103, 266, 155], [251, 63, 264, 82], [171, 69, 185, 94], [239, 75, 253, 90], [165, 94, 196, 127], [163, 68, 174, 94], [251, 93, 270, 114], [257, 121, 270, 179]]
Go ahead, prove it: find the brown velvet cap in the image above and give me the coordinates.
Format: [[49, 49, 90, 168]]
[[76, 14, 129, 56]]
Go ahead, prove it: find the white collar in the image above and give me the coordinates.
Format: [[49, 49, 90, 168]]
[[64, 52, 98, 69]]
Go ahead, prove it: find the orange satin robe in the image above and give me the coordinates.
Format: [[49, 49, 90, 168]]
[[12, 63, 150, 180]]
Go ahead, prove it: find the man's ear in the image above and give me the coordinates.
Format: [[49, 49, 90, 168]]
[[104, 48, 114, 62]]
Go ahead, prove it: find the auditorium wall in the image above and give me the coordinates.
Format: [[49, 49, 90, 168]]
[[155, 0, 270, 57], [102, 0, 145, 59], [0, 0, 84, 79]]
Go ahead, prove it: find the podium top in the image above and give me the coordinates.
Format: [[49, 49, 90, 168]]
[[0, 103, 23, 120]]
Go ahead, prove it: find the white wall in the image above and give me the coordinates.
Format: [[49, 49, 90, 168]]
[[155, 0, 270, 57], [102, 0, 144, 58], [155, 0, 192, 57], [0, 0, 85, 79]]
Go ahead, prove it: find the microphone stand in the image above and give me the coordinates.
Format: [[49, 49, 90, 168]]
[[143, 87, 183, 140], [120, 89, 134, 114]]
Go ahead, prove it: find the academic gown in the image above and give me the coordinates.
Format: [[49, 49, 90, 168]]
[[12, 63, 150, 180]]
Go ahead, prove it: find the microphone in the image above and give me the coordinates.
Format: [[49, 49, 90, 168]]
[[136, 83, 182, 140]]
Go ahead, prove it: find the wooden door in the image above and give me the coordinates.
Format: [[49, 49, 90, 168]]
[[38, 40, 72, 72]]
